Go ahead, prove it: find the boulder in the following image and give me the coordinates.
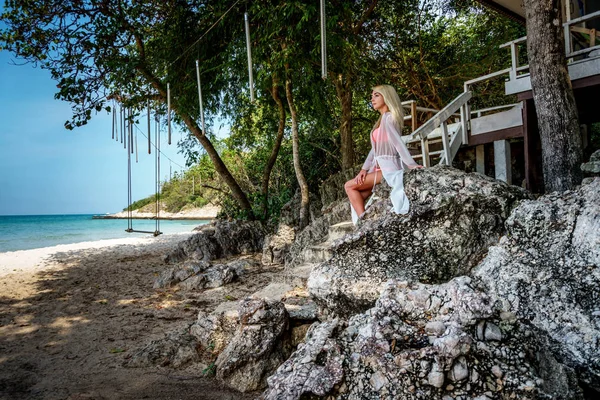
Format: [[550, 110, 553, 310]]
[[473, 179, 600, 393], [319, 166, 362, 210], [154, 258, 254, 290], [214, 299, 290, 392], [125, 329, 200, 369], [308, 166, 530, 317], [164, 220, 266, 264], [263, 277, 583, 399], [190, 298, 293, 392], [581, 149, 600, 175], [262, 224, 295, 266]]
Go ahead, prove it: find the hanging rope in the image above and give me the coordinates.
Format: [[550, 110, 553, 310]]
[[195, 60, 207, 134], [167, 83, 172, 145], [168, 0, 242, 69], [135, 131, 139, 163], [147, 101, 151, 154], [111, 101, 116, 140], [244, 12, 255, 102], [320, 0, 327, 80]]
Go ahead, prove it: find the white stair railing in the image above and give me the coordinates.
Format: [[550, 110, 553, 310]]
[[402, 91, 472, 167]]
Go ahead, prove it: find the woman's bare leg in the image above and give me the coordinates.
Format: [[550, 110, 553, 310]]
[[344, 172, 382, 216]]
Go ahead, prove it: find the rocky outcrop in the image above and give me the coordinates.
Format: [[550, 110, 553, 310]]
[[153, 258, 255, 289], [262, 224, 296, 266], [319, 166, 361, 210], [189, 298, 292, 392], [473, 179, 600, 393], [308, 166, 530, 317], [285, 200, 351, 268], [214, 299, 290, 392], [263, 277, 583, 399], [164, 220, 266, 264], [125, 329, 201, 369]]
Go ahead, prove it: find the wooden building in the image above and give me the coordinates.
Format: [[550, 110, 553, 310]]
[[401, 0, 600, 192]]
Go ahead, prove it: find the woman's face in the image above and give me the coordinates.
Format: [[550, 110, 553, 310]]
[[371, 91, 386, 111]]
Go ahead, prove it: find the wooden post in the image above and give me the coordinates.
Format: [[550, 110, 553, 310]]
[[411, 101, 417, 132], [476, 145, 485, 174], [421, 137, 430, 167]]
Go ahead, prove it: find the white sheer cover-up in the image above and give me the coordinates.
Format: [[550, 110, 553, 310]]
[[351, 112, 418, 224]]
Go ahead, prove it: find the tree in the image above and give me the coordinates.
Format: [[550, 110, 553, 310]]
[[0, 0, 256, 218], [523, 0, 583, 191]]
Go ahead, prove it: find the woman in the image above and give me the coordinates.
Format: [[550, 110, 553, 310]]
[[345, 85, 422, 224]]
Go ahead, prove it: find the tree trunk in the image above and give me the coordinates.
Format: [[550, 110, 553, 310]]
[[136, 65, 255, 219], [334, 74, 356, 169], [285, 65, 310, 230], [261, 75, 287, 220], [523, 0, 583, 192]]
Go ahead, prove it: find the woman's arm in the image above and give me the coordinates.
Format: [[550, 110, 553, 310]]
[[362, 148, 375, 171], [382, 113, 421, 169]]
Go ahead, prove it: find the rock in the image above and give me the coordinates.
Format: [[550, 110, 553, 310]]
[[448, 356, 469, 382], [473, 179, 600, 394], [285, 199, 351, 269], [189, 302, 240, 360], [154, 258, 254, 290], [262, 224, 295, 265], [262, 277, 583, 399], [215, 299, 290, 392], [125, 329, 200, 369], [308, 166, 530, 317], [581, 160, 600, 174], [319, 166, 362, 210], [581, 149, 600, 175], [261, 320, 344, 400], [484, 323, 502, 342], [428, 369, 445, 388], [164, 220, 266, 264]]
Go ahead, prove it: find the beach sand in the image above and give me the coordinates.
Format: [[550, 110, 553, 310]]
[[0, 234, 271, 399]]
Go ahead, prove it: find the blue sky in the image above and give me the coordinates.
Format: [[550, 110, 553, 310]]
[[0, 50, 189, 215]]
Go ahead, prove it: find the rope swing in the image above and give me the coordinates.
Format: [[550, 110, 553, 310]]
[[111, 103, 161, 237], [320, 0, 327, 79], [244, 12, 255, 102], [195, 60, 207, 134], [154, 117, 161, 236]]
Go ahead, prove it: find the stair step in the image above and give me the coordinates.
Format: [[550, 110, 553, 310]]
[[279, 263, 316, 288], [301, 243, 333, 263], [328, 221, 355, 241]]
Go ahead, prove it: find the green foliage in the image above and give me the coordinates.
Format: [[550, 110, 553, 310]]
[[123, 196, 157, 212], [2, 0, 528, 220]]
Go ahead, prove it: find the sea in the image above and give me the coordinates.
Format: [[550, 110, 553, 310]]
[[0, 214, 209, 253]]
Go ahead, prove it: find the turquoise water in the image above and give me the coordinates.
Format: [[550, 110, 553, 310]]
[[0, 214, 209, 253]]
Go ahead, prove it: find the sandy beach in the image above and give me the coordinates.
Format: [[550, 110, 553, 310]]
[[0, 234, 266, 400]]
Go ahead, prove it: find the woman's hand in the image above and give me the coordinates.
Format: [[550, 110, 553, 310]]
[[355, 169, 368, 185], [409, 164, 424, 170]]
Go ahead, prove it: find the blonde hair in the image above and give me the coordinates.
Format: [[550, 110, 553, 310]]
[[372, 85, 404, 132]]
